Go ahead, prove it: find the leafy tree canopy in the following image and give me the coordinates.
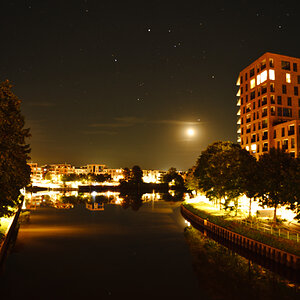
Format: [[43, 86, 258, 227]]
[[258, 148, 299, 221], [130, 165, 143, 183], [0, 80, 31, 217], [162, 167, 184, 187], [194, 141, 253, 206]]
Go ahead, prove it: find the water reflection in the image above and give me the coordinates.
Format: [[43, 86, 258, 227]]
[[24, 191, 185, 212]]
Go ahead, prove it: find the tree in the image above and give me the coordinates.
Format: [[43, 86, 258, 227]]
[[258, 148, 299, 222], [184, 167, 199, 193], [162, 167, 184, 188], [45, 172, 52, 181], [194, 141, 252, 211], [130, 165, 143, 183], [240, 155, 262, 218], [61, 173, 78, 182], [0, 80, 31, 217], [287, 157, 300, 220]]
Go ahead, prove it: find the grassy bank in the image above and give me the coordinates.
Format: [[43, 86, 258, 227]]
[[183, 202, 300, 256], [0, 216, 14, 245], [184, 227, 299, 300]]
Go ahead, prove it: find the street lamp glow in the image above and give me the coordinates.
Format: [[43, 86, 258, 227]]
[[187, 128, 195, 137]]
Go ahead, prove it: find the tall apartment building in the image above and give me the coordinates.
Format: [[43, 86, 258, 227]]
[[236, 52, 300, 159]]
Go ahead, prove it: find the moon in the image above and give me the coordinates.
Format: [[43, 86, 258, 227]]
[[187, 128, 195, 137]]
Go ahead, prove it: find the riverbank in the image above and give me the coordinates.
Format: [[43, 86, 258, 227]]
[[0, 205, 22, 270], [182, 202, 300, 257], [184, 227, 299, 300]]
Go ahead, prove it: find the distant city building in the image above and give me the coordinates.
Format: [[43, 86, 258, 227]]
[[49, 163, 75, 176], [86, 164, 106, 175], [27, 163, 166, 184], [103, 168, 123, 182], [74, 166, 88, 175], [236, 52, 300, 158], [142, 169, 163, 183], [28, 163, 43, 182]]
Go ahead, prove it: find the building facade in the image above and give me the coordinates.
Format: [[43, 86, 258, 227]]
[[236, 52, 300, 158], [28, 163, 43, 182], [86, 164, 106, 175]]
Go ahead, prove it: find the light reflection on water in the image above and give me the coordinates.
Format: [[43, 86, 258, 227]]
[[24, 190, 186, 212], [3, 190, 201, 299], [5, 191, 298, 298]]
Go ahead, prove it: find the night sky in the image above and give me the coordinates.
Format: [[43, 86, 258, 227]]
[[1, 1, 299, 170]]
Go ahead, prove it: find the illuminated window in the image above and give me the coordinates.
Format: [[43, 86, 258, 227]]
[[245, 145, 250, 151], [269, 69, 275, 80], [251, 144, 257, 151], [260, 70, 267, 83], [250, 78, 255, 89], [286, 73, 291, 83], [256, 74, 261, 85]]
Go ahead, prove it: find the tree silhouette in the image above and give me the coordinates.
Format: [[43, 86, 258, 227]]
[[130, 165, 143, 183], [0, 80, 31, 217], [162, 167, 184, 188], [194, 141, 252, 211], [258, 148, 299, 222]]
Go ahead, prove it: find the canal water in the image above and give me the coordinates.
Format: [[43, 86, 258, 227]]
[[0, 191, 202, 299]]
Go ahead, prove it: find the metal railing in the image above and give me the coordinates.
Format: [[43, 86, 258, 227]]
[[239, 219, 300, 243]]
